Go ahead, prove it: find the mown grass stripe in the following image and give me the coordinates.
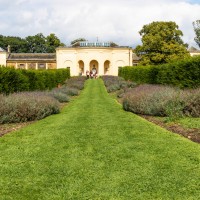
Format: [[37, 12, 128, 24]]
[[0, 79, 200, 200]]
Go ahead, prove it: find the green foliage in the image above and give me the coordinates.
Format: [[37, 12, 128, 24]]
[[0, 33, 65, 53], [193, 20, 200, 48], [0, 67, 29, 94], [135, 21, 190, 65], [0, 35, 28, 53], [46, 33, 65, 53], [119, 56, 200, 88], [0, 79, 200, 199], [26, 33, 47, 53], [0, 66, 70, 94], [177, 117, 200, 129]]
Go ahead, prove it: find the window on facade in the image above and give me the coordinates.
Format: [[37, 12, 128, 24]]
[[19, 64, 25, 69], [38, 63, 45, 69]]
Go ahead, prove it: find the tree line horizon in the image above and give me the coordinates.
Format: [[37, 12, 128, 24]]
[[0, 20, 199, 65]]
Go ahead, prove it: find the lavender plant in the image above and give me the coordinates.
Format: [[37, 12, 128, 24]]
[[0, 92, 60, 123]]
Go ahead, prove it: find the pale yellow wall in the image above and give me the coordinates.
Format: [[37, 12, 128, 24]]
[[56, 47, 132, 76], [190, 52, 200, 57], [0, 52, 7, 66]]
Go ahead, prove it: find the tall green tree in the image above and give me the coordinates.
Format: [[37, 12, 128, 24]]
[[193, 20, 200, 48], [0, 35, 28, 53], [46, 33, 65, 53], [135, 21, 190, 65], [25, 33, 47, 53], [0, 33, 65, 53]]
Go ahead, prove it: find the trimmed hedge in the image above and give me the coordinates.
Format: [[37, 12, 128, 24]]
[[119, 56, 200, 88], [0, 67, 70, 94]]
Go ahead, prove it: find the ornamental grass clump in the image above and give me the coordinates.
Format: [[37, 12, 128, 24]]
[[123, 84, 185, 118], [0, 92, 60, 124]]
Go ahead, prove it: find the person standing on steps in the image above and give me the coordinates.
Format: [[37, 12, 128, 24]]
[[86, 70, 90, 79], [90, 70, 93, 79], [92, 67, 97, 79]]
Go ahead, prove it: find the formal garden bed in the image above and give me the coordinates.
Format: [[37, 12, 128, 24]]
[[102, 75, 200, 143], [0, 76, 86, 136]]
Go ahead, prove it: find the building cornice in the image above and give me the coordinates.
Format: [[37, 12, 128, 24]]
[[56, 46, 132, 50]]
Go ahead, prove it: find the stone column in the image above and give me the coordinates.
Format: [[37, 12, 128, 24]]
[[84, 60, 90, 75], [98, 60, 104, 76]]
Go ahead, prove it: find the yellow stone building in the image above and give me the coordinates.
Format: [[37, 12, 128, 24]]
[[0, 42, 133, 76], [0, 43, 199, 76], [56, 42, 132, 76]]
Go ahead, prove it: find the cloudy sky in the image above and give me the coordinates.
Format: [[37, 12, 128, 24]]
[[0, 0, 199, 48]]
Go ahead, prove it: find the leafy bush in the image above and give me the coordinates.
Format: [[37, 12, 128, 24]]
[[119, 56, 200, 88], [0, 92, 60, 123]]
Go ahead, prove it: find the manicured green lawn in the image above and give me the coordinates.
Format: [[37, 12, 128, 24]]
[[0, 79, 200, 199]]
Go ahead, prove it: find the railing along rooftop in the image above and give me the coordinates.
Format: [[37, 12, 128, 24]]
[[79, 42, 111, 47]]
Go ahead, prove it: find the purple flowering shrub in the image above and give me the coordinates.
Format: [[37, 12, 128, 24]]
[[0, 76, 87, 124], [102, 76, 137, 93], [122, 84, 200, 118], [0, 92, 59, 123]]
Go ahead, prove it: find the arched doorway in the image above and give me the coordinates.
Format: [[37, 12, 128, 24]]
[[78, 60, 84, 75], [90, 60, 98, 74], [104, 60, 110, 75]]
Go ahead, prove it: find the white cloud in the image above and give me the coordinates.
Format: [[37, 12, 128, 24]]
[[0, 0, 199, 48]]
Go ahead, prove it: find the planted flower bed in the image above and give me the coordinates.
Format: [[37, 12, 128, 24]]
[[0, 76, 86, 124], [102, 75, 200, 143]]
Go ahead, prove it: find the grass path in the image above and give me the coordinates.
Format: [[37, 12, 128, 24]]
[[0, 79, 200, 200]]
